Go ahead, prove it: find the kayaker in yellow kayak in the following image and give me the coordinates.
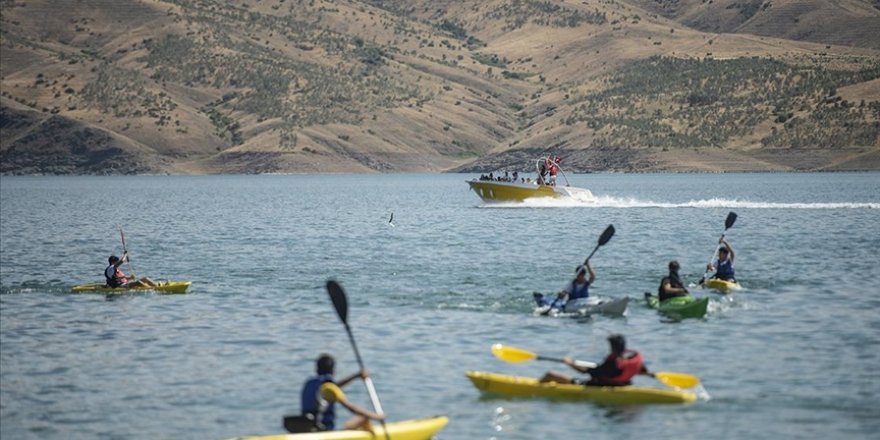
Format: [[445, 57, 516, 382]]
[[105, 253, 157, 288], [539, 334, 653, 386], [659, 260, 689, 301], [300, 354, 384, 432], [706, 239, 736, 281]]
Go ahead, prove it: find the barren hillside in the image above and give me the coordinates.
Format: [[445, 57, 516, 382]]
[[1, 0, 878, 174]]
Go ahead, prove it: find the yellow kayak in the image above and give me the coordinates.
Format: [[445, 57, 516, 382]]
[[227, 416, 449, 440], [703, 278, 741, 293], [70, 281, 192, 294], [466, 371, 696, 404]]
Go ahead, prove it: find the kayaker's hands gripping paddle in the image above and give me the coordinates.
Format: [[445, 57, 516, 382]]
[[118, 224, 137, 280], [327, 280, 390, 440], [699, 212, 737, 285]]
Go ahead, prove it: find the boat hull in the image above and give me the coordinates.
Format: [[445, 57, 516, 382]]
[[467, 180, 558, 202], [703, 278, 741, 293], [226, 416, 449, 440], [71, 281, 192, 294], [534, 294, 628, 317], [645, 293, 708, 319], [466, 371, 696, 404]]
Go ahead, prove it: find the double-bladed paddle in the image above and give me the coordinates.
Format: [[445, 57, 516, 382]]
[[326, 280, 390, 440], [698, 212, 737, 285], [541, 225, 615, 315], [491, 344, 701, 389]]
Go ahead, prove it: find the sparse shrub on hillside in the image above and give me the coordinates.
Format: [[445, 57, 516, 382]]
[[564, 56, 880, 149], [80, 63, 177, 125], [484, 0, 606, 31]]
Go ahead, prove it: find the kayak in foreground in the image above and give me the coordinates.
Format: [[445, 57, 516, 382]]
[[703, 278, 741, 293], [71, 281, 192, 294], [644, 293, 708, 319], [226, 416, 449, 440], [533, 293, 628, 317], [466, 371, 696, 405]]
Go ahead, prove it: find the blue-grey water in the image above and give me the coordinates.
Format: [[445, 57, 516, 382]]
[[1, 173, 879, 440]]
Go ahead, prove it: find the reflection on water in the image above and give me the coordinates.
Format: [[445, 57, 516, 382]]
[[1, 173, 879, 440]]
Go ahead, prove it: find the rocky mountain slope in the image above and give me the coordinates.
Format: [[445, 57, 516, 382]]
[[1, 0, 878, 174]]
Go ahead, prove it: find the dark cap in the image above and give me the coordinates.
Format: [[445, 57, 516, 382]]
[[608, 334, 626, 353], [316, 353, 335, 375], [109, 255, 120, 264], [668, 260, 680, 271]]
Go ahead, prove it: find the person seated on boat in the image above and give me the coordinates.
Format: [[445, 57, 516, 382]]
[[539, 334, 652, 386], [512, 171, 519, 182], [706, 239, 735, 281], [105, 253, 157, 288], [300, 354, 384, 432], [659, 260, 689, 301]]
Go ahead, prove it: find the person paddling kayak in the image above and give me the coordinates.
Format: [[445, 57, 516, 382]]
[[533, 262, 595, 311], [105, 253, 157, 288], [659, 260, 689, 301], [300, 354, 384, 432], [539, 334, 653, 386], [706, 239, 735, 281]]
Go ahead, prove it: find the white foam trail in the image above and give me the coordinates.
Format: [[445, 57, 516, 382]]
[[479, 196, 879, 209]]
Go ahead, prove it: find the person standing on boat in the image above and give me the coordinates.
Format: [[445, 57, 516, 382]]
[[707, 239, 735, 281], [658, 260, 689, 301], [300, 354, 384, 432], [539, 334, 652, 386], [105, 253, 156, 288], [548, 156, 560, 186]]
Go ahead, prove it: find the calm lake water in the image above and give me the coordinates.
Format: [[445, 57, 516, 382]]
[[1, 173, 879, 440]]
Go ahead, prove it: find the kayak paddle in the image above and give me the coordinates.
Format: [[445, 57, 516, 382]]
[[492, 343, 596, 368], [491, 344, 701, 389], [118, 225, 137, 279], [542, 224, 615, 315], [698, 212, 737, 285], [326, 280, 390, 440]]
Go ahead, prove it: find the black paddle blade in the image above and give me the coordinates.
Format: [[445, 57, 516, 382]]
[[725, 212, 737, 230], [326, 280, 348, 324], [598, 224, 615, 246]]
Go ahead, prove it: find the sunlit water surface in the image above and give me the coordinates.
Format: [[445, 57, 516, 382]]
[[2, 173, 879, 439]]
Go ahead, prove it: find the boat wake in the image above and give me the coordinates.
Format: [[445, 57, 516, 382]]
[[479, 195, 879, 209]]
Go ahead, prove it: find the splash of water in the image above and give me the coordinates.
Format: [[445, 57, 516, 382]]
[[480, 195, 879, 209]]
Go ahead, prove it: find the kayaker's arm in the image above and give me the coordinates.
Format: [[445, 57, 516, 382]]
[[562, 357, 593, 374], [585, 260, 596, 284], [336, 369, 368, 388], [336, 398, 385, 421], [661, 279, 688, 296], [321, 382, 385, 422]]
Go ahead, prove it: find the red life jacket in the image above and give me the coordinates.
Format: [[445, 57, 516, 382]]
[[597, 350, 643, 385]]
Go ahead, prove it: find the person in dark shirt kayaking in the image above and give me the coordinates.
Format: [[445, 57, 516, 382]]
[[659, 260, 689, 301], [300, 354, 384, 432], [539, 334, 652, 386], [105, 253, 157, 288], [706, 239, 735, 281]]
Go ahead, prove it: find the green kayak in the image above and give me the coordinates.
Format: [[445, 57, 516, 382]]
[[644, 293, 708, 319]]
